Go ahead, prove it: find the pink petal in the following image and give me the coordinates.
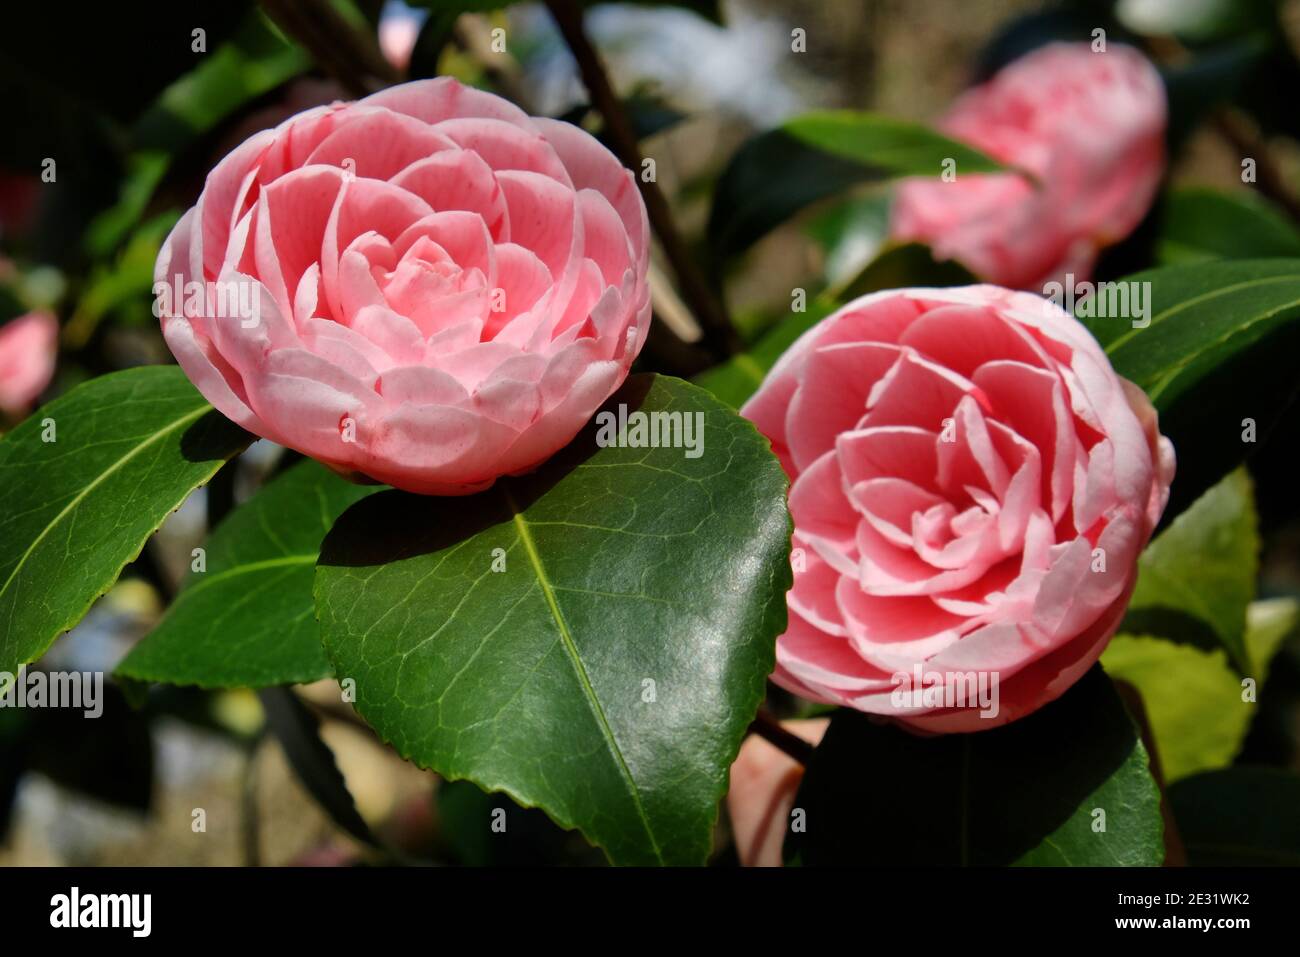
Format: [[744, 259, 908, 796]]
[[391, 149, 511, 241], [305, 107, 457, 180]]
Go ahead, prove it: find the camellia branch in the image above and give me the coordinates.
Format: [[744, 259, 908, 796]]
[[544, 0, 743, 361], [1213, 109, 1300, 226], [748, 707, 816, 766], [1143, 35, 1300, 226], [260, 0, 399, 97]]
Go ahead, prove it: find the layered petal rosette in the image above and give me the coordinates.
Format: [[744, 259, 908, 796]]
[[155, 77, 651, 495], [742, 286, 1174, 732], [891, 43, 1166, 290]]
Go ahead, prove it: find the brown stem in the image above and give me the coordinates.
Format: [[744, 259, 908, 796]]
[[260, 0, 399, 97], [1213, 110, 1300, 225], [748, 707, 815, 766], [544, 0, 742, 361], [241, 744, 263, 867]]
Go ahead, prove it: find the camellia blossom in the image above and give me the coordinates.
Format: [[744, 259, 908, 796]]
[[0, 310, 57, 416], [742, 285, 1174, 732], [155, 77, 651, 495], [891, 43, 1166, 290]]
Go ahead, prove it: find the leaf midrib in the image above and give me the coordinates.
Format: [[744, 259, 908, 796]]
[[1100, 272, 1300, 359], [501, 482, 665, 865], [0, 402, 213, 612], [175, 553, 317, 598]]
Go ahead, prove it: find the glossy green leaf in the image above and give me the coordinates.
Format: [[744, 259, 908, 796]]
[[1156, 188, 1300, 265], [437, 778, 602, 866], [1103, 598, 1297, 783], [785, 667, 1164, 866], [1082, 258, 1300, 516], [314, 375, 791, 865], [708, 128, 878, 261], [1123, 469, 1257, 672], [117, 460, 378, 689], [0, 366, 249, 673], [1169, 768, 1300, 865], [709, 113, 1003, 260], [1081, 258, 1300, 409], [784, 110, 1006, 177]]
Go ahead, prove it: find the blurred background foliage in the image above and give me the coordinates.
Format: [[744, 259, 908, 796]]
[[4, 0, 1300, 865]]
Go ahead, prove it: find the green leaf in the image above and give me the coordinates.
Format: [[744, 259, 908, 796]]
[[0, 366, 249, 674], [805, 191, 892, 293], [1169, 768, 1300, 865], [314, 375, 792, 865], [88, 9, 310, 256], [784, 110, 1006, 177], [784, 667, 1164, 866], [1123, 468, 1258, 672], [66, 211, 182, 349], [693, 300, 834, 409], [708, 128, 879, 261], [1082, 258, 1300, 515], [1156, 188, 1300, 265], [117, 461, 378, 689], [708, 113, 1003, 260], [1103, 597, 1299, 783], [437, 778, 601, 866], [1081, 258, 1300, 409]]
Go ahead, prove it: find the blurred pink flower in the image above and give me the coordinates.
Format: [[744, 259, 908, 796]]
[[0, 310, 57, 415], [891, 43, 1166, 290]]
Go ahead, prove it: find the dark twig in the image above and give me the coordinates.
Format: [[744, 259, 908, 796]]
[[544, 0, 742, 361], [260, 0, 399, 97], [206, 458, 238, 532], [748, 707, 816, 767], [1213, 109, 1300, 225], [240, 743, 262, 867]]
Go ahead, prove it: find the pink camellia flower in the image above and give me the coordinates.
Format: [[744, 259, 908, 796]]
[[156, 77, 650, 495], [742, 286, 1174, 732], [0, 310, 57, 416], [891, 43, 1166, 290]]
